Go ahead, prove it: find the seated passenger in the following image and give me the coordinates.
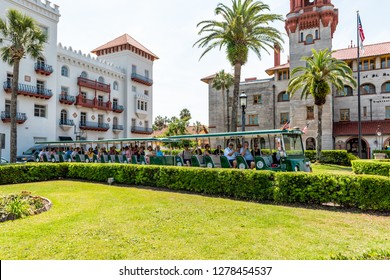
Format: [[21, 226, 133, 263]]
[[181, 143, 193, 166], [155, 145, 164, 156], [203, 144, 212, 156], [240, 141, 255, 169], [213, 145, 224, 156], [224, 142, 237, 168], [251, 144, 261, 157], [194, 147, 203, 155]]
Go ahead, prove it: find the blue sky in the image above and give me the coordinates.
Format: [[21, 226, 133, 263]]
[[53, 0, 389, 125]]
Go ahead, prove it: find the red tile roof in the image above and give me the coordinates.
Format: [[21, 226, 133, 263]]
[[200, 74, 216, 84], [333, 120, 390, 136], [91, 34, 159, 60], [265, 62, 290, 75], [333, 41, 390, 60]]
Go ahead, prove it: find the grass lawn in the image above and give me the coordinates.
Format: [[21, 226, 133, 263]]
[[311, 163, 353, 175], [0, 180, 389, 260]]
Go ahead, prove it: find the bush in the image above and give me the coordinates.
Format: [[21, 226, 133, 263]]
[[372, 150, 390, 158], [304, 150, 357, 166], [352, 160, 390, 176]]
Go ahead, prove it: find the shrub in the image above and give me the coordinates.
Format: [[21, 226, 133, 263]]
[[352, 160, 390, 176], [305, 150, 357, 166]]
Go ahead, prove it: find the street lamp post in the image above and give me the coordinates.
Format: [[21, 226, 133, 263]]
[[239, 91, 247, 132]]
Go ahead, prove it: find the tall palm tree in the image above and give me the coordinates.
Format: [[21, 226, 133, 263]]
[[212, 70, 234, 131], [0, 9, 47, 162], [194, 0, 283, 131], [287, 48, 357, 161]]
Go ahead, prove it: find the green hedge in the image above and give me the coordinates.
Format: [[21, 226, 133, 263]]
[[1, 163, 390, 211], [372, 150, 390, 158], [305, 150, 358, 166], [352, 160, 390, 177]]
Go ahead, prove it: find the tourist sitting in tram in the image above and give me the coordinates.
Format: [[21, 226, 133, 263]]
[[251, 144, 261, 157], [240, 141, 255, 169], [212, 144, 224, 156], [224, 142, 238, 168], [155, 145, 164, 156], [203, 144, 212, 156], [181, 143, 193, 166]]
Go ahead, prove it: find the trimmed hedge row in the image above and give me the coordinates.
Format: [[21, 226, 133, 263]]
[[1, 163, 390, 211], [305, 150, 359, 166], [352, 160, 390, 177]]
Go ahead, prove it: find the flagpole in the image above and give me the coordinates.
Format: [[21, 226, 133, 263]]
[[357, 11, 362, 158]]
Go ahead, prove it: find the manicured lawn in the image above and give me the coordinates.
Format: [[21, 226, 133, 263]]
[[0, 180, 389, 260], [311, 163, 353, 175]]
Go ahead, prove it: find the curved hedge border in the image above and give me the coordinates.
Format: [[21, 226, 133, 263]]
[[1, 163, 389, 211]]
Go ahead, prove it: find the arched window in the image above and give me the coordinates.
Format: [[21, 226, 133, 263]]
[[306, 34, 314, 44], [306, 137, 316, 150], [382, 81, 390, 93], [98, 76, 105, 83], [113, 81, 119, 90], [336, 85, 353, 97], [61, 65, 69, 77], [278, 91, 290, 102], [361, 83, 376, 95], [80, 71, 88, 78], [60, 109, 68, 125], [37, 57, 45, 67]]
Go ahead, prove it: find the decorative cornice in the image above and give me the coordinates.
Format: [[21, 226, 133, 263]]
[[6, 0, 60, 22]]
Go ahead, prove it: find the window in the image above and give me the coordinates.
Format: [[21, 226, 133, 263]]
[[280, 113, 289, 125], [80, 71, 88, 78], [98, 115, 103, 127], [278, 70, 289, 80], [278, 91, 290, 102], [253, 95, 262, 104], [7, 73, 13, 85], [132, 65, 137, 74], [363, 106, 367, 118], [141, 101, 144, 110], [144, 90, 149, 96], [113, 98, 118, 108], [307, 106, 314, 119], [113, 117, 118, 127], [36, 80, 45, 93], [248, 114, 258, 125], [113, 81, 119, 90], [132, 86, 137, 92], [80, 112, 86, 126], [382, 82, 390, 93], [61, 86, 69, 95], [381, 56, 390, 69], [145, 120, 149, 129], [98, 76, 104, 83], [306, 34, 314, 44], [338, 85, 353, 97], [37, 57, 45, 66], [61, 66, 69, 77], [60, 109, 68, 124], [81, 92, 87, 101], [315, 30, 319, 39], [145, 102, 147, 111], [306, 138, 316, 150], [131, 118, 136, 127], [5, 100, 10, 113], [346, 61, 353, 70], [386, 107, 390, 119], [359, 58, 375, 71], [340, 109, 350, 121], [361, 83, 376, 95], [98, 96, 103, 106], [34, 105, 46, 118], [300, 32, 303, 42], [145, 70, 149, 79], [39, 25, 48, 37]]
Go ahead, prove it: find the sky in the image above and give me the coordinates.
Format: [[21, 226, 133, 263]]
[[52, 0, 390, 126]]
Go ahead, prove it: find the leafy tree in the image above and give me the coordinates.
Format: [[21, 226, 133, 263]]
[[212, 70, 234, 131], [287, 48, 357, 161], [179, 108, 191, 121], [153, 115, 166, 131], [0, 9, 47, 162], [193, 121, 203, 134], [194, 0, 283, 131]]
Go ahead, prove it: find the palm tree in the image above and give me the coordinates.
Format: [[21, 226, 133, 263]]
[[179, 108, 191, 121], [0, 9, 47, 162], [212, 70, 234, 131], [194, 0, 283, 131], [287, 48, 357, 161]]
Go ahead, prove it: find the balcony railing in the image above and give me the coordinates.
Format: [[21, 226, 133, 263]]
[[131, 126, 153, 134], [59, 94, 76, 105], [112, 124, 124, 130], [75, 95, 113, 111], [77, 77, 110, 93], [112, 104, 124, 113], [34, 62, 53, 76], [3, 81, 53, 99], [59, 119, 74, 126], [80, 121, 110, 131], [1, 111, 27, 124], [96, 100, 112, 111], [131, 73, 153, 86]]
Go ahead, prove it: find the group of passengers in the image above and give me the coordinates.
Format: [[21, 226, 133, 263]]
[[180, 141, 261, 169]]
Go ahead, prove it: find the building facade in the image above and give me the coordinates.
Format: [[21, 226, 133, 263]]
[[0, 0, 157, 159], [204, 0, 390, 158]]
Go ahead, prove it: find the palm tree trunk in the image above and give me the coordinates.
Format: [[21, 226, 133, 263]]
[[226, 88, 230, 132], [10, 59, 20, 163], [316, 104, 323, 163], [231, 63, 242, 132], [221, 87, 226, 132]]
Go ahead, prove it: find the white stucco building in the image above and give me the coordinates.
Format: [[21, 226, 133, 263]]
[[0, 0, 158, 159]]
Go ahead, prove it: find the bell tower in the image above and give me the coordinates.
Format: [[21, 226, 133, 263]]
[[285, 0, 339, 150]]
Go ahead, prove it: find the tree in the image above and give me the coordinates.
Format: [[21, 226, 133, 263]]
[[193, 121, 203, 134], [212, 70, 234, 131], [194, 0, 283, 131], [153, 115, 166, 131], [287, 48, 357, 161], [179, 108, 191, 121], [0, 9, 47, 162]]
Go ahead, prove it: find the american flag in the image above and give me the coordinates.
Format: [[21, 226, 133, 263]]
[[358, 14, 365, 52], [302, 123, 309, 134]]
